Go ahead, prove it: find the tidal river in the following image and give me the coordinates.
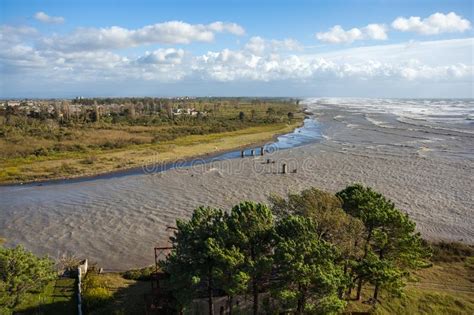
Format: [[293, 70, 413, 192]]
[[0, 118, 322, 270]]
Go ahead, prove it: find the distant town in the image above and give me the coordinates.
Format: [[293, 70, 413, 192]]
[[0, 97, 204, 121], [0, 97, 297, 122]]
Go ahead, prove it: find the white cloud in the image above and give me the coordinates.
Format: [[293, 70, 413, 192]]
[[244, 36, 302, 55], [207, 22, 245, 36], [316, 24, 387, 44], [364, 24, 389, 40], [316, 26, 362, 44], [0, 44, 47, 69], [0, 21, 472, 97], [192, 38, 473, 82], [34, 12, 65, 24], [136, 48, 185, 65], [0, 25, 37, 44], [39, 21, 245, 52], [392, 12, 471, 35]]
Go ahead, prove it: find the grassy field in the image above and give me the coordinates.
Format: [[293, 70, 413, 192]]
[[81, 271, 150, 315], [0, 99, 303, 183], [346, 260, 474, 314], [12, 277, 77, 315]]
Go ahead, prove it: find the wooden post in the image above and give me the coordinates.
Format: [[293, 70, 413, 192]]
[[260, 147, 264, 156], [241, 150, 244, 158], [282, 163, 287, 174]]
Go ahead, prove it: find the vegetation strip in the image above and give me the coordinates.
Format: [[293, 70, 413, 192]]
[[0, 98, 303, 183]]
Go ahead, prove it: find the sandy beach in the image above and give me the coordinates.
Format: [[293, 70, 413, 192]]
[[1, 98, 472, 270]]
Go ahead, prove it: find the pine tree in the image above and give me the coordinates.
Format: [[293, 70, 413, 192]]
[[163, 207, 228, 315], [273, 215, 346, 314], [0, 245, 56, 309], [227, 202, 274, 315], [337, 184, 431, 304]]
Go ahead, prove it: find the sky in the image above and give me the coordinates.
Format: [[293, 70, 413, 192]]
[[0, 0, 473, 98]]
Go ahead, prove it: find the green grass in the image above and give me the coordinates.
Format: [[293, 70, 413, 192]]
[[346, 242, 474, 314], [12, 277, 77, 315], [346, 285, 474, 315], [374, 288, 473, 315], [82, 272, 150, 315], [0, 119, 302, 183]]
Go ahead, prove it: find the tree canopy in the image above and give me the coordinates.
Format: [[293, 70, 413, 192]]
[[337, 184, 431, 303], [0, 245, 56, 310], [163, 185, 431, 313], [273, 215, 346, 314]]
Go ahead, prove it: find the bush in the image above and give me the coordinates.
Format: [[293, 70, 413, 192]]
[[33, 147, 49, 156], [122, 265, 155, 281], [56, 252, 81, 275], [0, 245, 56, 309]]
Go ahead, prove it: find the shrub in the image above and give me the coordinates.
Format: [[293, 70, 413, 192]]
[[56, 252, 81, 275], [122, 266, 155, 281], [33, 147, 49, 156]]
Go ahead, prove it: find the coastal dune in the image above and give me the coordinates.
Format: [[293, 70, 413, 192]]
[[0, 98, 472, 270]]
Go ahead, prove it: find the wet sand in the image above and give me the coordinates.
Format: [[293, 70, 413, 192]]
[[1, 100, 472, 270]]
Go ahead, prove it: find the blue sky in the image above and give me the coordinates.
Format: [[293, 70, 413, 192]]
[[0, 0, 473, 98]]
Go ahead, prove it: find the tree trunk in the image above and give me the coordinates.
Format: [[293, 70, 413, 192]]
[[357, 227, 373, 300], [252, 278, 258, 315], [297, 298, 303, 314], [373, 248, 385, 306], [251, 246, 259, 315], [362, 227, 373, 259], [339, 262, 348, 299], [347, 285, 353, 299], [296, 285, 306, 314], [228, 296, 233, 315], [373, 284, 380, 305], [208, 267, 214, 315], [356, 279, 363, 301], [346, 270, 356, 299]]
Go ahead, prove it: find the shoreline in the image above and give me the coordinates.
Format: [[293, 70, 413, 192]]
[[0, 120, 307, 187]]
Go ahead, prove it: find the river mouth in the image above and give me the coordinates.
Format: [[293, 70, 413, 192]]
[[1, 98, 473, 270], [2, 118, 322, 188]]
